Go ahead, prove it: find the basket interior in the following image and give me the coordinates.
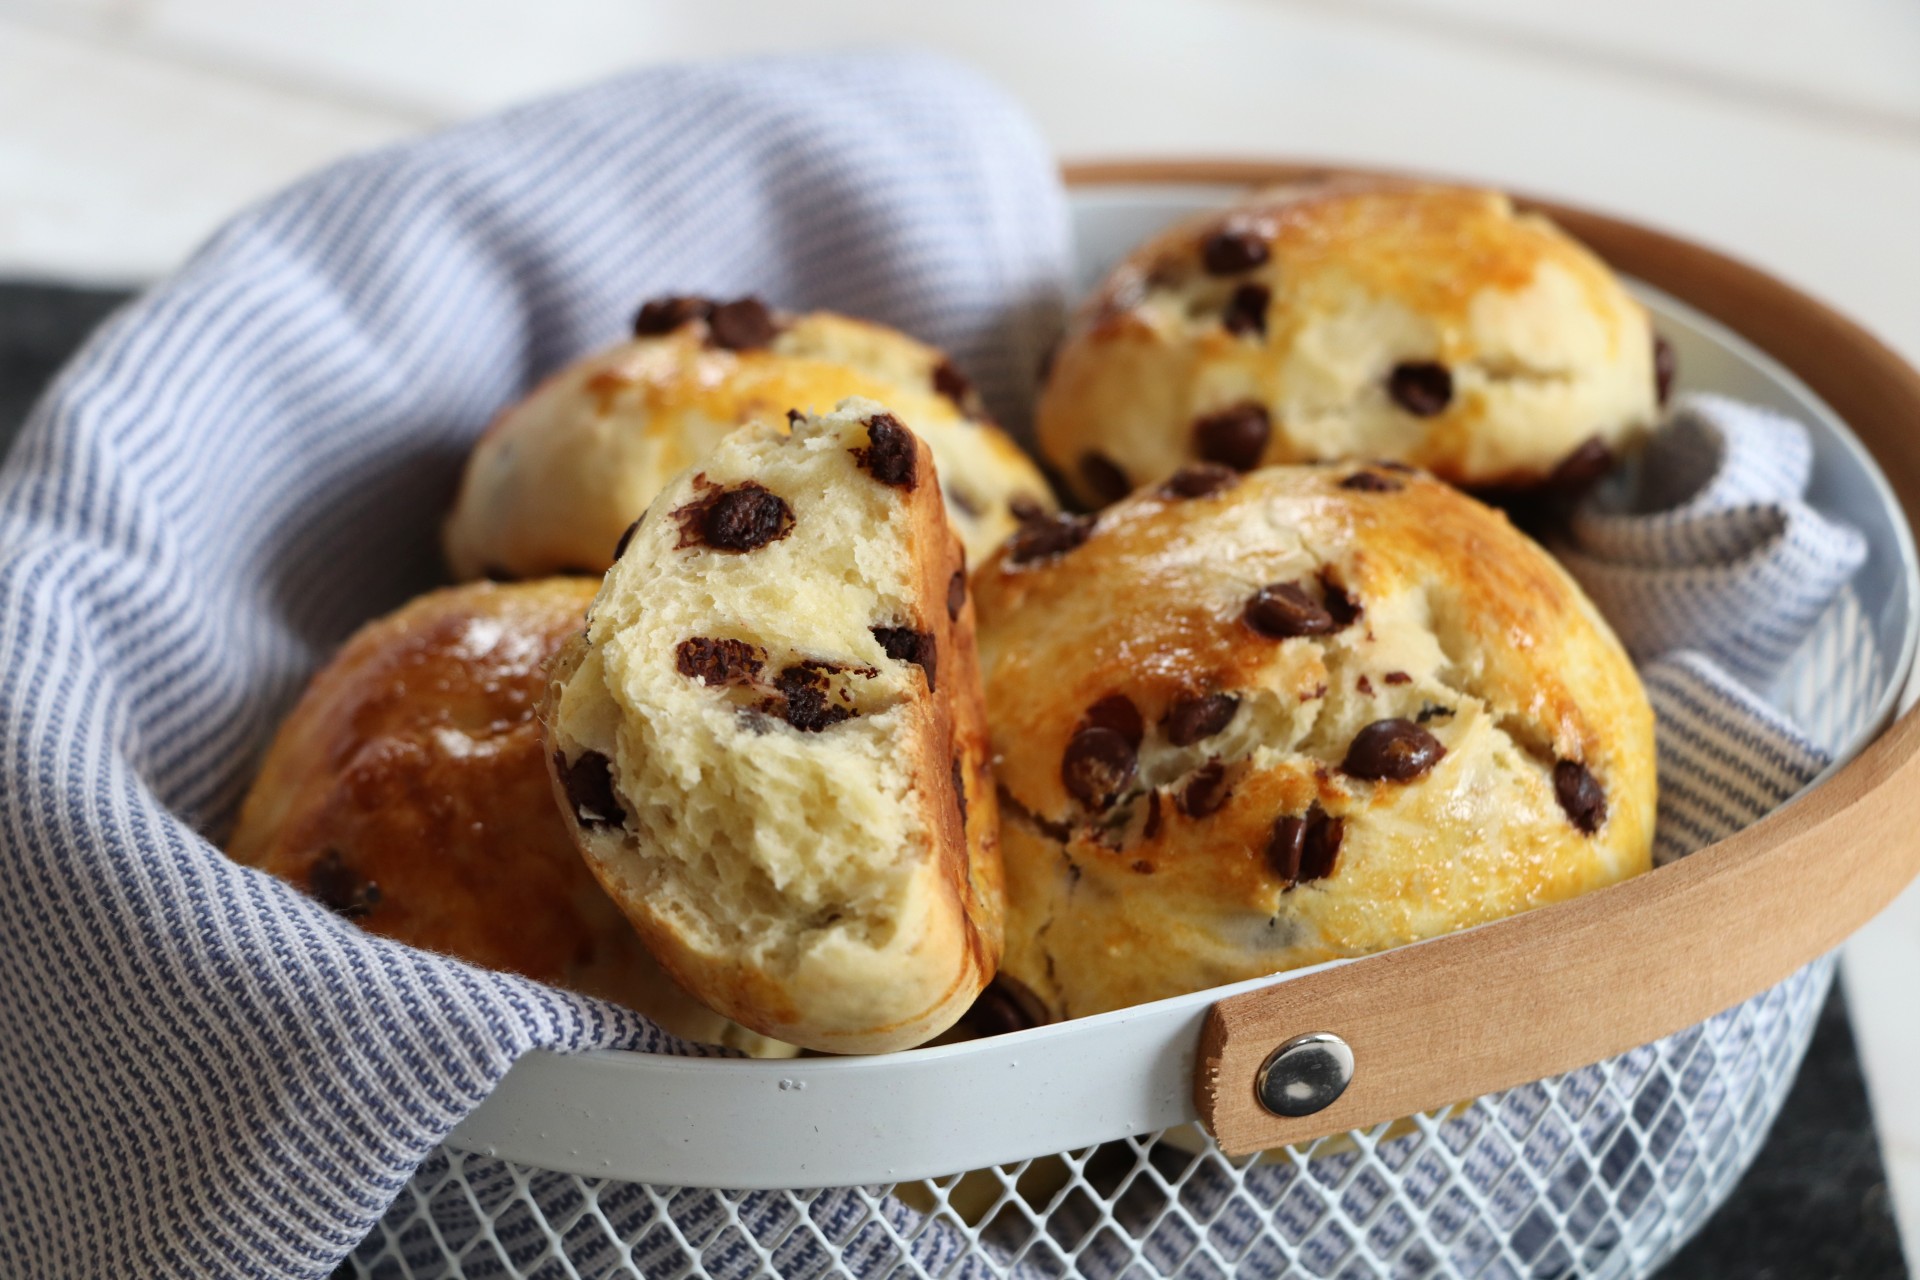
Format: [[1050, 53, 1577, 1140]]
[[374, 186, 1920, 1280]]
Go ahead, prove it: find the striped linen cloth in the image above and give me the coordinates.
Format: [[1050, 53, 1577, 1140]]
[[1560, 394, 1869, 690], [0, 53, 1864, 1279]]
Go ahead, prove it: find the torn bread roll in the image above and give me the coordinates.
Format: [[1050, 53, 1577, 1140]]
[[543, 399, 1003, 1053]]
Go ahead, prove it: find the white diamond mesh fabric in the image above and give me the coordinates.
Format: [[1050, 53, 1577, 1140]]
[[0, 49, 1883, 1280]]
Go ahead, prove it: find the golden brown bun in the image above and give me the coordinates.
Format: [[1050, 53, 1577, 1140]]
[[227, 578, 795, 1057], [1036, 181, 1659, 506], [543, 400, 1004, 1054], [445, 303, 1056, 578], [974, 463, 1656, 1019]]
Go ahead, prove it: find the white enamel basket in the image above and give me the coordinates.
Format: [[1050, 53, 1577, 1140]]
[[343, 167, 1920, 1280]]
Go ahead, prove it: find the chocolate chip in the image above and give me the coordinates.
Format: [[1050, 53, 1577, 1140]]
[[632, 295, 714, 336], [1161, 464, 1238, 500], [786, 407, 805, 428], [1268, 804, 1343, 887], [1062, 728, 1135, 810], [1193, 402, 1271, 472], [1222, 282, 1270, 338], [953, 755, 969, 830], [675, 636, 766, 686], [947, 569, 966, 621], [706, 297, 778, 351], [846, 412, 918, 490], [1201, 227, 1270, 276], [1142, 789, 1164, 840], [872, 625, 937, 691], [1548, 437, 1614, 494], [556, 749, 627, 829], [1319, 573, 1361, 627], [1654, 334, 1676, 406], [1178, 761, 1232, 818], [1384, 671, 1411, 685], [1007, 513, 1093, 565], [308, 849, 380, 919], [1062, 696, 1142, 811], [1387, 361, 1453, 416], [612, 515, 643, 561], [1340, 470, 1402, 493], [1009, 496, 1049, 526], [1083, 693, 1144, 745], [1078, 453, 1132, 505], [1244, 581, 1336, 639], [769, 662, 856, 733], [703, 486, 793, 550], [1342, 718, 1446, 782], [1554, 760, 1607, 834], [933, 358, 974, 410], [672, 480, 795, 552], [1356, 674, 1374, 695], [1163, 693, 1239, 746]]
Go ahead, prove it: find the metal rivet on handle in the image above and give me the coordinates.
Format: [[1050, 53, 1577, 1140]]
[[1255, 1032, 1354, 1118]]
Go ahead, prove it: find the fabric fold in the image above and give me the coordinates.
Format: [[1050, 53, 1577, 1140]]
[[0, 53, 1071, 1280], [1557, 394, 1869, 689]]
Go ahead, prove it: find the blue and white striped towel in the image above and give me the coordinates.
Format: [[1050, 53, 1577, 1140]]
[[1561, 394, 1869, 690], [0, 53, 1064, 1280], [0, 53, 1865, 1280]]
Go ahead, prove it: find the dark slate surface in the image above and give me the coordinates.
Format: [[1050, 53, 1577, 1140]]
[[1662, 981, 1906, 1278], [0, 282, 1905, 1279], [0, 281, 126, 442]]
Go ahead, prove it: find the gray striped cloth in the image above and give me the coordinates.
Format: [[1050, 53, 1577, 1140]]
[[0, 53, 1860, 1279]]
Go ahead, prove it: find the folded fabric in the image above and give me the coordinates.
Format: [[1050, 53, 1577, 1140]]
[[1558, 394, 1869, 690], [0, 52, 1067, 1280], [1642, 651, 1836, 866], [0, 51, 1872, 1280]]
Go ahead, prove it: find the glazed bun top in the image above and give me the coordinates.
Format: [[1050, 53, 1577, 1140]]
[[445, 300, 1056, 579], [1036, 180, 1661, 508], [974, 461, 1657, 1019]]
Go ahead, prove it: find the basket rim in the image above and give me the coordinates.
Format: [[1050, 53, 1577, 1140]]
[[447, 160, 1920, 1183]]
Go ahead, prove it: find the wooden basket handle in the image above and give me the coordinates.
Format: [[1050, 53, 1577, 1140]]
[[1196, 707, 1920, 1153], [1059, 161, 1920, 1156]]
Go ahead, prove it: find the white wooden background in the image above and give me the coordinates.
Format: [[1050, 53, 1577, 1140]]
[[3, 0, 1918, 1259]]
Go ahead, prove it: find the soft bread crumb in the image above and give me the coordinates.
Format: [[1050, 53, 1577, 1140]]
[[546, 399, 1002, 1053]]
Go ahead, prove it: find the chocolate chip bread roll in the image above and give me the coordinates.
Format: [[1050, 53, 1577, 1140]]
[[543, 399, 1003, 1054], [1037, 180, 1664, 507], [445, 298, 1055, 579], [227, 578, 795, 1057], [974, 463, 1656, 1020]]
